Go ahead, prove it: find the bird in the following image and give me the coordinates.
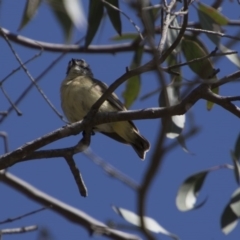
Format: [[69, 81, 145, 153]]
[[60, 59, 150, 159]]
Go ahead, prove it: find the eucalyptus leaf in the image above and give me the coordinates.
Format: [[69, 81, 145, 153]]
[[230, 151, 240, 185], [48, 0, 73, 41], [167, 17, 181, 53], [219, 44, 240, 68], [230, 188, 240, 217], [112, 206, 179, 240], [206, 87, 219, 110], [122, 47, 143, 108], [159, 83, 185, 139], [104, 0, 121, 35], [198, 3, 228, 25], [182, 37, 215, 79], [18, 0, 42, 30], [234, 133, 240, 160], [221, 188, 240, 234], [62, 0, 86, 29], [85, 0, 104, 47], [176, 170, 209, 211], [221, 204, 238, 235]]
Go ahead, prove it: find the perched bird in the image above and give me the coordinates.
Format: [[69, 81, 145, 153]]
[[60, 59, 150, 159]]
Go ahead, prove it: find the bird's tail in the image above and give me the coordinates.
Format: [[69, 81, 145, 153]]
[[131, 132, 150, 160]]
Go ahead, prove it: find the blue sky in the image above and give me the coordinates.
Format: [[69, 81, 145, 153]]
[[0, 0, 240, 240]]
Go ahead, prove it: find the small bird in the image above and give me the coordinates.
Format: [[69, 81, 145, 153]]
[[60, 59, 150, 159]]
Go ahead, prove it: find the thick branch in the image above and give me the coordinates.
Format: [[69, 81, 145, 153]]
[[0, 27, 150, 53], [2, 82, 240, 170], [0, 172, 140, 240]]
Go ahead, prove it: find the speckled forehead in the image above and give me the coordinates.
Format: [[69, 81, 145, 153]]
[[76, 59, 88, 68]]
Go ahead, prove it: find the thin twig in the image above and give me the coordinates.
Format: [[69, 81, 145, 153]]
[[0, 112, 7, 116], [64, 155, 88, 197], [0, 29, 63, 121], [0, 49, 43, 84], [0, 85, 22, 116], [84, 148, 139, 190], [0, 207, 47, 225], [170, 25, 240, 41], [0, 132, 9, 153], [0, 225, 37, 235]]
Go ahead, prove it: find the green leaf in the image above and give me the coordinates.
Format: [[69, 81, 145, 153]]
[[122, 47, 143, 108], [221, 188, 240, 234], [18, 0, 42, 30], [176, 171, 209, 211], [85, 0, 104, 47], [48, 0, 73, 41], [112, 206, 179, 239], [197, 7, 220, 46], [206, 87, 219, 110], [104, 0, 121, 35], [234, 133, 240, 160], [198, 3, 228, 25], [197, 3, 240, 68], [197, 3, 229, 46], [111, 33, 138, 41], [182, 37, 216, 79]]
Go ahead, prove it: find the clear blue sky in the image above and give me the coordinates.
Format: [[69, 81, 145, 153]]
[[0, 0, 239, 240]]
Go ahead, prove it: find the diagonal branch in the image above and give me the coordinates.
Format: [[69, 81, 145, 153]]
[[0, 171, 140, 240]]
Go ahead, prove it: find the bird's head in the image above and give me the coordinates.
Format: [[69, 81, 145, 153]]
[[66, 59, 93, 78]]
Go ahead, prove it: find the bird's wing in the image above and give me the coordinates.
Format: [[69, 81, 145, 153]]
[[92, 78, 139, 131], [93, 78, 127, 111]]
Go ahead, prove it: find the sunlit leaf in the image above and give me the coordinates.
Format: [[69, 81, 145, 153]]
[[104, 0, 121, 35], [159, 83, 185, 139], [230, 188, 240, 217], [18, 0, 42, 30], [122, 47, 143, 108], [206, 87, 219, 110], [182, 37, 215, 79], [62, 0, 86, 30], [176, 170, 209, 211], [111, 33, 138, 41], [221, 188, 240, 234], [112, 206, 179, 240], [48, 0, 73, 41], [230, 151, 240, 185], [221, 204, 238, 234], [234, 133, 240, 160], [85, 0, 104, 47], [219, 44, 240, 68]]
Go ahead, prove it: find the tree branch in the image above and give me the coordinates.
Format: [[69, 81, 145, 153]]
[[0, 27, 150, 53], [0, 171, 140, 240]]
